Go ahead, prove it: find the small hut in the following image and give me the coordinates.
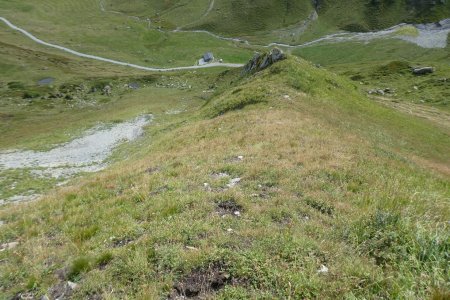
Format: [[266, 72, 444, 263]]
[[198, 52, 214, 65]]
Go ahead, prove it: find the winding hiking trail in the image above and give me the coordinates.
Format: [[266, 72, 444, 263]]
[[0, 17, 243, 72]]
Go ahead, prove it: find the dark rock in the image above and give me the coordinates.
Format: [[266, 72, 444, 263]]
[[412, 67, 434, 75], [270, 47, 285, 62], [38, 77, 55, 86], [216, 199, 242, 217], [242, 48, 286, 75], [368, 88, 394, 96], [128, 82, 140, 89]]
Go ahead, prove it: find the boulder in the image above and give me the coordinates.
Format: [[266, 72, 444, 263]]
[[242, 48, 286, 75], [103, 85, 112, 95], [412, 67, 434, 75], [368, 88, 394, 96], [0, 241, 19, 251]]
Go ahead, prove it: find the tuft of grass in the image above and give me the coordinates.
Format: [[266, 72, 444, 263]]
[[305, 197, 334, 216], [96, 252, 113, 268], [68, 257, 92, 280]]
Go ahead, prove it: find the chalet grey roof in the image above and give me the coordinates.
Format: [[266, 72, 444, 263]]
[[203, 52, 214, 62]]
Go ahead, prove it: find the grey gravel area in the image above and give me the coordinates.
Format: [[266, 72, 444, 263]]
[[399, 19, 450, 48], [0, 115, 152, 173], [268, 19, 450, 49], [0, 115, 152, 204]]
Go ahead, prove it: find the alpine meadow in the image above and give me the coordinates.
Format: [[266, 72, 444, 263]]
[[0, 0, 449, 299]]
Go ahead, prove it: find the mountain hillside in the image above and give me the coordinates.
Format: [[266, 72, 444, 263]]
[[1, 56, 449, 299], [0, 0, 449, 299], [317, 0, 450, 32], [105, 0, 450, 35]]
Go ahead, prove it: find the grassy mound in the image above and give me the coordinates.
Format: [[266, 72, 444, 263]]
[[1, 57, 448, 299]]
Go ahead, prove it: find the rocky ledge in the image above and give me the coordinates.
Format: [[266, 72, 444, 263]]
[[242, 48, 286, 75]]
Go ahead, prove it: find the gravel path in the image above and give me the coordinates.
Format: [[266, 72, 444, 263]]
[[0, 17, 244, 72]]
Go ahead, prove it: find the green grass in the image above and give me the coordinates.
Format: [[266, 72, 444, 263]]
[[1, 57, 448, 299], [0, 1, 449, 298], [295, 39, 450, 108]]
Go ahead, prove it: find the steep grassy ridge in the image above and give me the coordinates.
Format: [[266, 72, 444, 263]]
[[1, 57, 448, 299]]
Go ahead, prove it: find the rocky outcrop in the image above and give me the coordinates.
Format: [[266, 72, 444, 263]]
[[242, 48, 286, 75], [103, 85, 112, 96]]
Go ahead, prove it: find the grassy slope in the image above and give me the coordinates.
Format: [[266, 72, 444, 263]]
[[1, 57, 449, 299], [294, 39, 450, 108]]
